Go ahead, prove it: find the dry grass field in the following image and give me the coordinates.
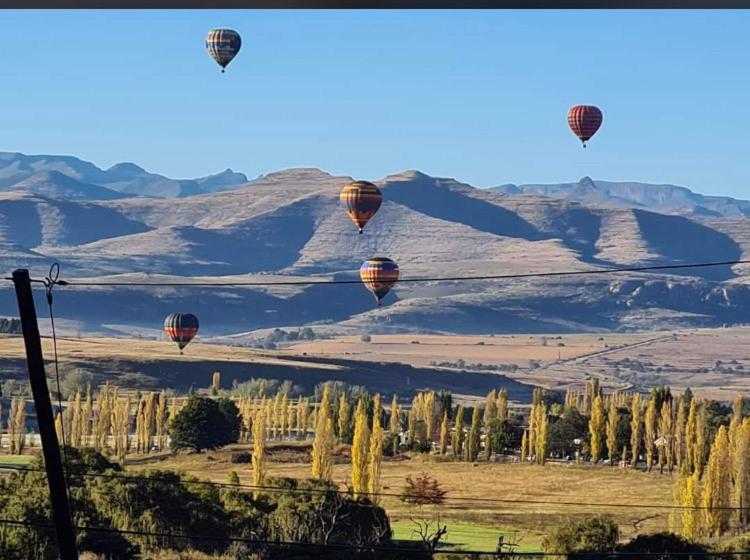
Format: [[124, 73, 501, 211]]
[[289, 328, 750, 399], [130, 443, 676, 552]]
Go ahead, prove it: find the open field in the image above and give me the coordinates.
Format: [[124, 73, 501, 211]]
[[289, 328, 750, 399], [130, 443, 676, 552], [2, 326, 748, 402], [0, 335, 532, 401]]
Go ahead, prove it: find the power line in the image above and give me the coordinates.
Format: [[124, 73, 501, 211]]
[[4, 258, 749, 289], [4, 464, 747, 511], [1, 517, 749, 558]]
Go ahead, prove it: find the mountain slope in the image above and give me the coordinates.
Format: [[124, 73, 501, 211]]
[[0, 152, 249, 198], [493, 176, 750, 217], [6, 171, 127, 200], [1, 161, 749, 336]]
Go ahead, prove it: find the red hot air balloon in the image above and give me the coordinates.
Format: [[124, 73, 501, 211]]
[[164, 313, 199, 354], [360, 258, 400, 306], [340, 181, 383, 234], [567, 105, 603, 148]]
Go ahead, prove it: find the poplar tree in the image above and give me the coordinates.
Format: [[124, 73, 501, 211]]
[[589, 395, 605, 463], [252, 409, 266, 487], [497, 389, 508, 423], [658, 401, 674, 473], [311, 384, 333, 480], [644, 396, 658, 472], [729, 395, 744, 467], [351, 399, 371, 496], [630, 393, 643, 467], [422, 391, 437, 441], [82, 385, 93, 444], [734, 418, 750, 528], [684, 397, 700, 475], [606, 399, 619, 466], [296, 396, 309, 440], [439, 411, 449, 455], [389, 394, 400, 455], [155, 390, 168, 451], [70, 390, 82, 448], [679, 470, 701, 540], [695, 401, 708, 476], [112, 396, 131, 462], [407, 407, 417, 447], [337, 393, 350, 443], [673, 396, 687, 471], [702, 425, 732, 537], [534, 404, 549, 465], [520, 430, 528, 463], [451, 405, 464, 458], [285, 397, 295, 439], [368, 394, 384, 501], [95, 384, 113, 451], [483, 390, 498, 461], [465, 405, 482, 462]]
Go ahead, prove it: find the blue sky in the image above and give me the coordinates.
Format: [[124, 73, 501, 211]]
[[1, 10, 749, 197]]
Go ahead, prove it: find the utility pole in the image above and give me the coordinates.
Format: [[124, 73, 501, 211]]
[[12, 269, 78, 560]]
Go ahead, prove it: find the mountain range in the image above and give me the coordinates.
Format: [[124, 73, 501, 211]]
[[1, 151, 750, 338]]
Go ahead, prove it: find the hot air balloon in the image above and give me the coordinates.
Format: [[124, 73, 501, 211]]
[[164, 313, 199, 354], [567, 105, 603, 148], [340, 181, 383, 234], [360, 258, 399, 305], [205, 29, 241, 73]]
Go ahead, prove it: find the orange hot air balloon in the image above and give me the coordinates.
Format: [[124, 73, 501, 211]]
[[360, 257, 399, 305], [340, 181, 382, 234], [567, 105, 603, 148]]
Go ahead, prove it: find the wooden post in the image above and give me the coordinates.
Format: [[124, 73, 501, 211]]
[[12, 269, 78, 560]]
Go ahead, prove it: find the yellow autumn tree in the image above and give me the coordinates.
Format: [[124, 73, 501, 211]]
[[733, 418, 750, 528], [606, 398, 619, 466], [644, 396, 658, 472], [630, 393, 643, 467], [311, 384, 334, 480], [702, 425, 732, 537], [252, 409, 266, 486], [589, 395, 605, 463], [483, 390, 498, 461], [439, 411, 449, 455], [534, 404, 549, 466], [337, 393, 350, 442], [368, 394, 384, 501], [351, 399, 371, 496]]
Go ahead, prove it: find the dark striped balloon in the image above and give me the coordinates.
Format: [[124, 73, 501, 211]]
[[567, 105, 603, 148], [205, 29, 241, 73], [340, 181, 383, 234], [360, 258, 399, 305], [164, 313, 199, 353]]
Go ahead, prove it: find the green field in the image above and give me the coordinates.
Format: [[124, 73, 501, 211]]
[[0, 455, 33, 468], [391, 519, 543, 552]]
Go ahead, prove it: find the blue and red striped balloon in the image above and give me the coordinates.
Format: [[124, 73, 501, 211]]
[[164, 313, 199, 353], [206, 29, 242, 73]]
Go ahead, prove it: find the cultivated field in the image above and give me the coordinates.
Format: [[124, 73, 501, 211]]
[[131, 443, 676, 553], [289, 328, 750, 399]]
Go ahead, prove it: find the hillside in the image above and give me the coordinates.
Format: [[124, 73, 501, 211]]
[[1, 159, 750, 337], [494, 176, 750, 218], [0, 152, 248, 198]]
